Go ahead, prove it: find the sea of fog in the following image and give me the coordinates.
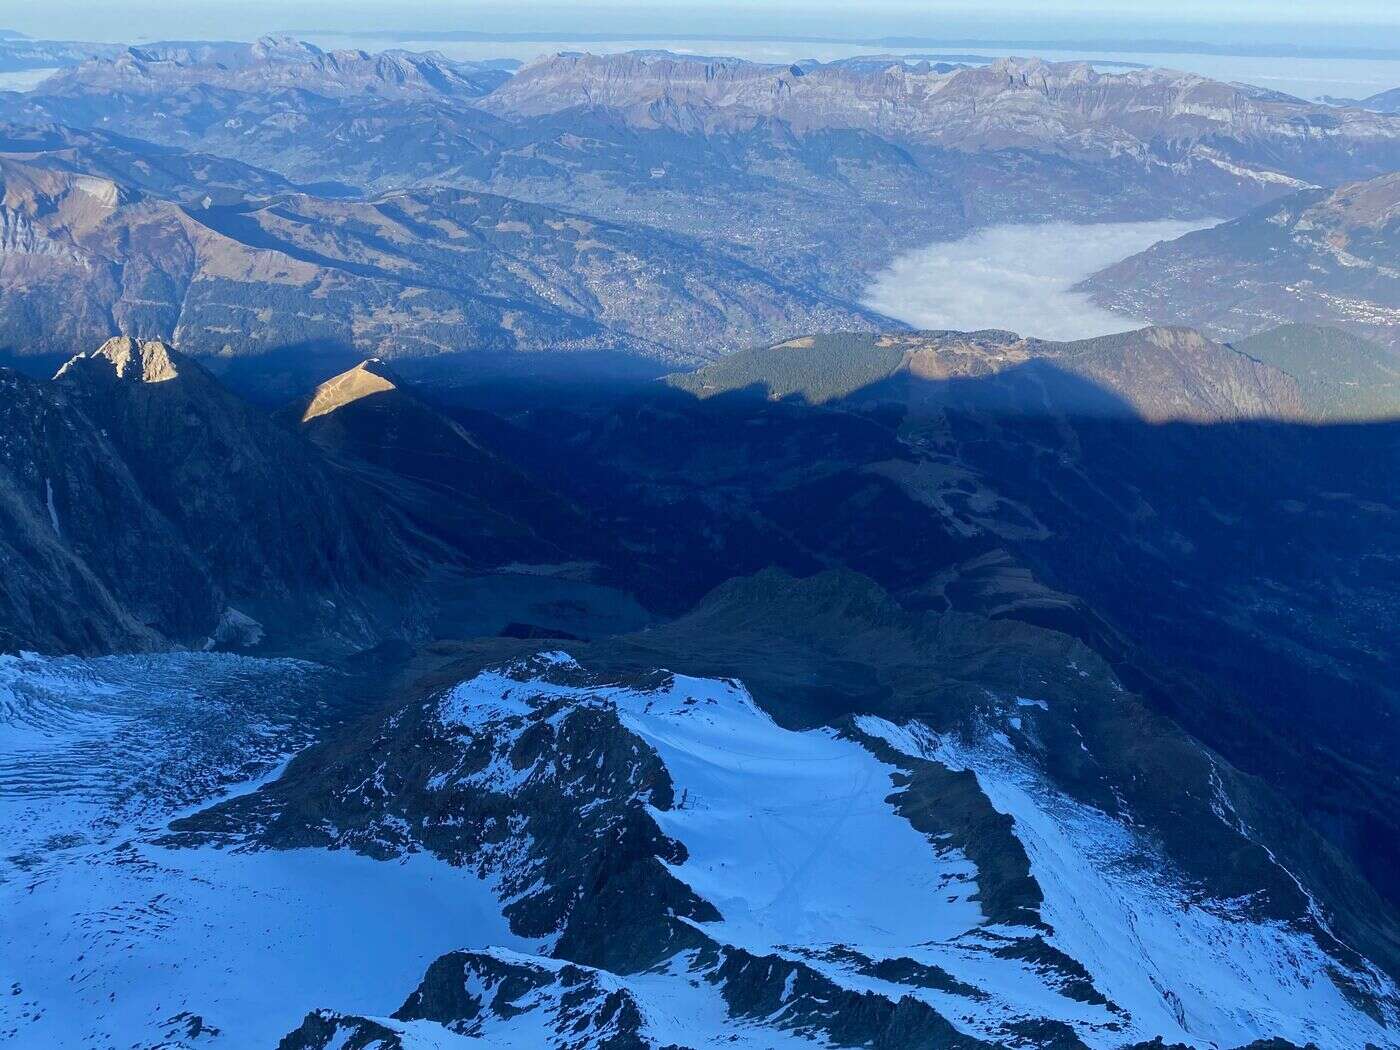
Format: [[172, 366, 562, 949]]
[[0, 68, 58, 90], [861, 219, 1216, 342]]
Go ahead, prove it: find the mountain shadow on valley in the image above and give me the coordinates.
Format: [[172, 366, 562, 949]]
[[442, 338, 1398, 919], [2, 326, 1395, 933]]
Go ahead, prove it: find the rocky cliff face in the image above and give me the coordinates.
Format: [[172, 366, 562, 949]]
[[53, 338, 417, 640], [41, 36, 510, 101], [0, 365, 213, 653], [0, 338, 431, 654], [483, 52, 1400, 186]]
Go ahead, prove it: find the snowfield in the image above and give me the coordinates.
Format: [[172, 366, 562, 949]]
[[3, 650, 1397, 1048], [857, 715, 1400, 1049], [0, 653, 523, 1048], [3, 845, 521, 1048]]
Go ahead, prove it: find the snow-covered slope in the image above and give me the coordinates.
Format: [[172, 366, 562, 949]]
[[859, 716, 1399, 1048], [0, 653, 523, 1049], [5, 648, 1398, 1048], [0, 651, 324, 861], [248, 653, 1399, 1048]]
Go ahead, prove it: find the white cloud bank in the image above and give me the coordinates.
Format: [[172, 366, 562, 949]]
[[863, 219, 1216, 341]]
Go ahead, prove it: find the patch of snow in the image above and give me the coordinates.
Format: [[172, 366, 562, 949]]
[[331, 948, 817, 1050], [43, 478, 60, 537], [432, 660, 1129, 1043], [614, 672, 983, 956], [0, 651, 323, 860]]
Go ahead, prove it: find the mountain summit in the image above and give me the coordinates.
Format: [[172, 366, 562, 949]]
[[483, 51, 1400, 186], [55, 335, 181, 384], [43, 36, 511, 100], [301, 358, 400, 422]]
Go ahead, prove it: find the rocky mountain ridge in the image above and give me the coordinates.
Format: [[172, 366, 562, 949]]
[[670, 325, 1321, 421], [0, 337, 647, 655], [0, 336, 430, 653], [1324, 84, 1400, 114], [1080, 171, 1400, 354], [483, 52, 1400, 187], [0, 119, 303, 202], [39, 35, 512, 100], [0, 153, 883, 395], [292, 357, 594, 566]]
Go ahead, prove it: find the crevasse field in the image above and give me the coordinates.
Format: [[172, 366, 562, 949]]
[[0, 652, 515, 1047]]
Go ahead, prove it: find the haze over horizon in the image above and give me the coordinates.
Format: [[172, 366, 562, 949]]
[[6, 1, 1400, 50]]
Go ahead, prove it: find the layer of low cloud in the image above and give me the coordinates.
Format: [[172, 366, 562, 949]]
[[863, 219, 1215, 341], [0, 69, 60, 92]]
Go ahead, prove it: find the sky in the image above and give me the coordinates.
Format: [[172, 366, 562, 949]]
[[5, 1, 1399, 47]]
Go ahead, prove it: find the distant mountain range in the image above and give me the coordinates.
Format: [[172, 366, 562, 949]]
[[1322, 85, 1400, 113], [0, 151, 882, 394], [0, 34, 121, 73], [4, 43, 1397, 339], [39, 36, 514, 100], [483, 51, 1393, 184], [1080, 171, 1400, 355]]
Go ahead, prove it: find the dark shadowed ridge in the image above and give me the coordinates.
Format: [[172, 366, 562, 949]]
[[666, 326, 1349, 421], [505, 332, 1399, 917]]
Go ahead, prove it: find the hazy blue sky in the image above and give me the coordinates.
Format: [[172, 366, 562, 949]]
[[7, 1, 1400, 46]]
